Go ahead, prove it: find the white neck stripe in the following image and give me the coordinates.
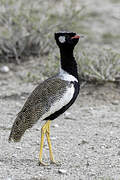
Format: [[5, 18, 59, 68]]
[[59, 68, 78, 82]]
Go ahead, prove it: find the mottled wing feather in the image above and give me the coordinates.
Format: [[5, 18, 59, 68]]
[[9, 77, 72, 142], [21, 77, 70, 120]]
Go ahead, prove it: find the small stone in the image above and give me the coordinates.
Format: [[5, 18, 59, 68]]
[[16, 146, 22, 150], [36, 140, 40, 145], [100, 145, 105, 149], [36, 127, 41, 131], [52, 124, 59, 128], [89, 107, 93, 110], [81, 140, 88, 144], [78, 140, 88, 145], [0, 66, 9, 73], [64, 112, 71, 118], [58, 169, 67, 174], [111, 100, 119, 105], [64, 112, 76, 120], [117, 151, 120, 156]]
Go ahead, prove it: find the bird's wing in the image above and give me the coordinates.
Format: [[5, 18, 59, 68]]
[[9, 77, 74, 142]]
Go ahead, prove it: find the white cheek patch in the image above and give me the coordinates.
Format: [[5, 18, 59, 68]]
[[59, 36, 65, 43]]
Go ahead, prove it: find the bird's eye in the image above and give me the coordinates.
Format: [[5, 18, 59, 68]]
[[58, 36, 65, 43]]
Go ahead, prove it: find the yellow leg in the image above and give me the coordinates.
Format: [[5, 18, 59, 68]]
[[39, 120, 55, 165], [46, 121, 55, 163], [39, 121, 47, 166]]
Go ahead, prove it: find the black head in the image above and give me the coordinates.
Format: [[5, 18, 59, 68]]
[[55, 31, 81, 49]]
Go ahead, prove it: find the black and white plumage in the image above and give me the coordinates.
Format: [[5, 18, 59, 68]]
[[9, 31, 81, 165]]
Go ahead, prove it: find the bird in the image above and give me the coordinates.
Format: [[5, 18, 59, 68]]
[[9, 31, 82, 165]]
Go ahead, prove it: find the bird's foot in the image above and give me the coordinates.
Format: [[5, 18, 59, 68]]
[[50, 160, 61, 166], [38, 160, 61, 166], [38, 161, 48, 166]]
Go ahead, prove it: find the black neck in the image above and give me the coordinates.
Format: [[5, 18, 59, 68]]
[[60, 47, 79, 80]]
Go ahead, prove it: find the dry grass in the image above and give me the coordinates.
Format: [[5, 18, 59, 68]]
[[77, 48, 120, 83], [0, 0, 120, 83]]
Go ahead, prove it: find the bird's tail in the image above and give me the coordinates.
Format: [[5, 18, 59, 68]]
[[8, 114, 28, 142]]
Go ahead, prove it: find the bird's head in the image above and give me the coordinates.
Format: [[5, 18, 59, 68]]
[[55, 31, 83, 49]]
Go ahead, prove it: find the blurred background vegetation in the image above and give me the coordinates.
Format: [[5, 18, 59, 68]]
[[0, 0, 120, 83]]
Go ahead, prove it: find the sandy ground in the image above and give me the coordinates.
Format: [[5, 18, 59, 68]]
[[0, 62, 120, 180]]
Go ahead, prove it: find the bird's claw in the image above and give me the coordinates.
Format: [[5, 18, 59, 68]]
[[38, 161, 48, 166], [38, 160, 60, 166], [50, 160, 61, 166]]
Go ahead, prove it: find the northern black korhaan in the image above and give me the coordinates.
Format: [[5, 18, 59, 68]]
[[9, 31, 82, 165]]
